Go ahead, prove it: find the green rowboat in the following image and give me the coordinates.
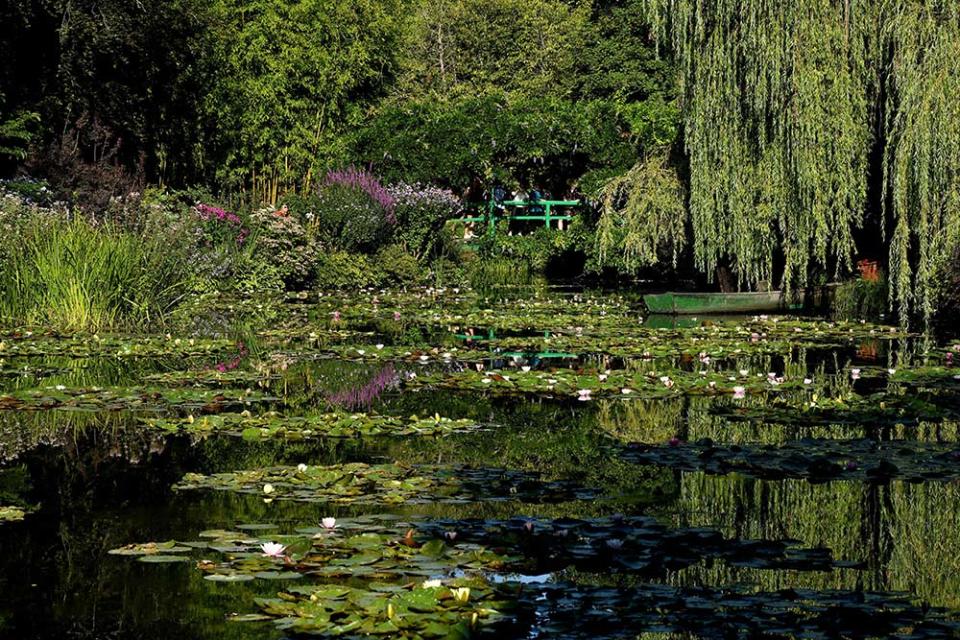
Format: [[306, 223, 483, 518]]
[[643, 291, 800, 315]]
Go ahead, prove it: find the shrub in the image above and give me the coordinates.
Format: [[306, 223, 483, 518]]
[[313, 251, 382, 290], [387, 183, 462, 259], [375, 244, 422, 286], [249, 207, 317, 288], [0, 217, 188, 330], [299, 168, 396, 254]]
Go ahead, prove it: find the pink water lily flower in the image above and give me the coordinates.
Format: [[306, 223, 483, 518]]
[[851, 368, 861, 380], [733, 386, 746, 399], [332, 311, 341, 322], [260, 542, 286, 557], [321, 517, 337, 529], [393, 311, 402, 321], [659, 376, 674, 388], [577, 389, 592, 401]]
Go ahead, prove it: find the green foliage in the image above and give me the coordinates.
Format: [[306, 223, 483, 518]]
[[388, 183, 462, 260], [356, 93, 646, 192], [313, 251, 382, 290], [832, 278, 889, 322], [397, 0, 591, 99], [636, 0, 960, 324], [0, 217, 188, 330], [248, 208, 317, 288], [301, 184, 394, 254], [202, 0, 405, 198], [375, 244, 423, 286], [0, 109, 38, 161], [596, 150, 687, 273]]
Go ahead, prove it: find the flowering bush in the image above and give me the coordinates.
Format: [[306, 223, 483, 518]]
[[387, 183, 462, 259], [195, 203, 249, 245], [249, 207, 317, 287], [295, 168, 395, 253]]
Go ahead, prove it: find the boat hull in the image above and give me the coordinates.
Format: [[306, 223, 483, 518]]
[[643, 291, 793, 315]]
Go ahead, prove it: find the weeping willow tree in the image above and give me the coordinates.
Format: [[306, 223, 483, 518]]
[[600, 0, 960, 324]]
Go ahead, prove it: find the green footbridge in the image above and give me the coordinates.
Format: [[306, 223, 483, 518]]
[[458, 198, 581, 237]]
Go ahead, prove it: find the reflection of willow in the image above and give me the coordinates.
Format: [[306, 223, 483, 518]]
[[595, 397, 689, 443], [668, 472, 960, 609]]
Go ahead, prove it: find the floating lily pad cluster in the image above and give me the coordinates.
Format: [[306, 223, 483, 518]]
[[173, 463, 597, 505], [405, 367, 813, 399], [0, 385, 274, 412], [142, 411, 480, 440], [0, 333, 236, 358], [622, 438, 960, 483]]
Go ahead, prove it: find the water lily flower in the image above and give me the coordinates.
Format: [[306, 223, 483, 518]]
[[422, 579, 442, 589], [598, 373, 607, 381], [888, 368, 896, 375], [577, 389, 592, 401], [750, 332, 761, 342], [451, 587, 471, 603], [668, 437, 681, 447], [851, 368, 861, 380], [621, 388, 633, 394], [297, 463, 308, 473], [606, 539, 624, 550], [659, 376, 674, 388], [475, 363, 484, 372], [803, 378, 813, 385], [263, 483, 275, 494], [260, 542, 286, 557], [376, 344, 384, 350], [708, 381, 717, 388], [444, 531, 458, 542], [524, 521, 534, 532], [332, 311, 341, 322], [733, 386, 746, 399], [522, 366, 531, 373], [321, 517, 337, 529], [481, 378, 492, 384], [739, 369, 749, 377], [393, 311, 402, 321]]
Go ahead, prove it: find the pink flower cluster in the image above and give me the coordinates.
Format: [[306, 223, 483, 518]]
[[195, 203, 250, 245], [324, 167, 396, 224], [210, 342, 249, 373]]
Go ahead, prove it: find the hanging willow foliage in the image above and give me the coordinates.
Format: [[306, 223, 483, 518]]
[[603, 0, 959, 324], [597, 151, 687, 272]]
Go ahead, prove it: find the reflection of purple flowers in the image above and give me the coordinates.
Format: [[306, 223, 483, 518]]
[[196, 203, 250, 245], [210, 342, 249, 373], [325, 365, 398, 410], [324, 167, 396, 224]]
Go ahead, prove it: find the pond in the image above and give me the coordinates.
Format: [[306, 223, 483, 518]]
[[1, 287, 959, 639]]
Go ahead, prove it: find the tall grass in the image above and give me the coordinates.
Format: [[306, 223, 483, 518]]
[[0, 218, 187, 331]]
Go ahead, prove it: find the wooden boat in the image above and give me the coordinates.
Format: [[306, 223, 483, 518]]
[[643, 290, 798, 315]]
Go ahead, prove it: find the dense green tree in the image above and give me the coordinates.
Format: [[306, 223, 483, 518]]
[[396, 0, 591, 99], [202, 0, 407, 201]]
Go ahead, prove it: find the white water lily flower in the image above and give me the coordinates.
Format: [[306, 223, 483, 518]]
[[659, 376, 674, 388], [297, 463, 308, 473], [522, 366, 531, 373], [451, 587, 471, 603], [739, 369, 749, 376], [260, 542, 285, 557], [422, 579, 442, 589], [356, 349, 365, 355], [803, 378, 813, 385], [55, 385, 66, 391], [606, 539, 624, 550], [375, 344, 384, 350], [577, 389, 592, 401], [263, 484, 275, 494], [733, 386, 746, 399], [419, 355, 429, 362], [321, 517, 337, 529], [598, 374, 607, 381], [481, 378, 492, 384], [621, 388, 633, 394], [851, 368, 861, 380], [888, 369, 896, 375]]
